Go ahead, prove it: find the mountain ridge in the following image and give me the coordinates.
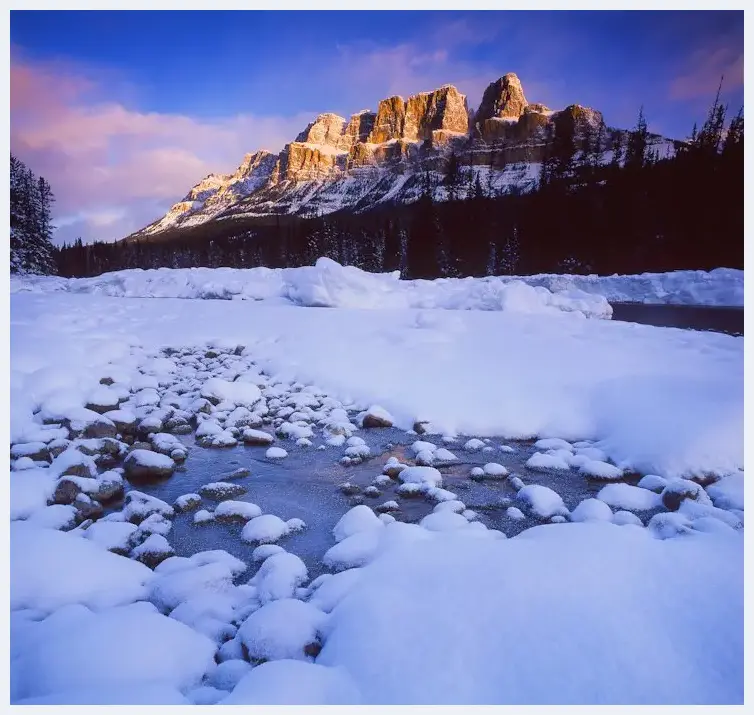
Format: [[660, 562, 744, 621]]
[[127, 73, 677, 241]]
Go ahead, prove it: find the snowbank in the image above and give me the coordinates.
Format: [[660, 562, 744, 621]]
[[10, 260, 743, 308], [11, 523, 152, 613], [317, 522, 743, 704], [9, 258, 611, 318]]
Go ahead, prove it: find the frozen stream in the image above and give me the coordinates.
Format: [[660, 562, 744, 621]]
[[115, 426, 664, 578]]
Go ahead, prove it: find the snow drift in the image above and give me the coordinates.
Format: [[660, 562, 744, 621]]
[[10, 259, 743, 309]]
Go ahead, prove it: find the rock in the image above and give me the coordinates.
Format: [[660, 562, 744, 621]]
[[174, 493, 202, 512], [10, 442, 50, 462], [123, 490, 174, 524], [361, 405, 395, 429], [82, 415, 118, 439], [73, 494, 104, 521], [52, 478, 85, 505], [214, 500, 262, 523], [375, 500, 400, 514], [199, 481, 247, 501], [223, 467, 250, 480], [660, 478, 711, 511], [476, 73, 528, 124], [363, 486, 380, 498], [123, 450, 175, 481], [92, 472, 125, 502], [132, 533, 175, 569], [412, 421, 429, 435], [637, 474, 668, 494], [103, 409, 138, 435], [338, 482, 361, 496]]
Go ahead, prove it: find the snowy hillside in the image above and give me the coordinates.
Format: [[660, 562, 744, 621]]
[[11, 260, 743, 308]]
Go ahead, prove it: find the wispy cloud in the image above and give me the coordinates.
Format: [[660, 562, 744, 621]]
[[10, 56, 312, 244], [669, 34, 743, 101]]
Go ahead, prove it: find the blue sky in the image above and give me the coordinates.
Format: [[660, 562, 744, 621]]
[[10, 10, 744, 244]]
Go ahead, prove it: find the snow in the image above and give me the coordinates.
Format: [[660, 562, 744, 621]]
[[316, 522, 743, 704], [597, 483, 662, 511], [10, 468, 56, 520], [706, 472, 744, 511], [25, 503, 78, 530], [221, 660, 361, 705], [506, 506, 526, 520], [397, 465, 443, 488], [248, 551, 309, 603], [208, 659, 253, 692], [17, 264, 738, 311], [612, 510, 644, 526], [13, 274, 741, 481], [11, 601, 216, 702], [242, 514, 294, 544], [124, 449, 174, 470], [8, 263, 744, 704], [11, 522, 152, 613], [150, 552, 246, 612], [526, 452, 572, 472], [333, 505, 384, 543], [419, 511, 472, 532], [570, 498, 613, 522], [323, 529, 382, 570], [214, 500, 262, 521], [578, 459, 623, 480], [237, 597, 325, 661], [82, 520, 138, 551], [201, 377, 262, 406], [483, 462, 508, 477], [516, 485, 569, 519], [266, 446, 288, 459]]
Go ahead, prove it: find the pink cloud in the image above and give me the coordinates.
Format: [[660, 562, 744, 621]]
[[10, 57, 312, 244], [670, 36, 743, 101]]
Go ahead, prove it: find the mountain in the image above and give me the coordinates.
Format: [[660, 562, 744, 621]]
[[128, 73, 676, 240]]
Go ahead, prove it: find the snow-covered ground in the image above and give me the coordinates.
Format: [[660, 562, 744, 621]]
[[10, 258, 744, 308], [8, 261, 744, 705]]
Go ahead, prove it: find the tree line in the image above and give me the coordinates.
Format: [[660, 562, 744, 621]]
[[10, 154, 58, 275], [31, 89, 746, 280]]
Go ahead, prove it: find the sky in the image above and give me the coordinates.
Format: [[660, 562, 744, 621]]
[[10, 9, 744, 246]]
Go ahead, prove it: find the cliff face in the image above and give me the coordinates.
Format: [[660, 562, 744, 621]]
[[132, 73, 674, 238]]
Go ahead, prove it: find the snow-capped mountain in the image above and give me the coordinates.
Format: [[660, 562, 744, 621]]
[[130, 73, 676, 239]]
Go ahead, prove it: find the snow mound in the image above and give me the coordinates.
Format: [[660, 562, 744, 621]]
[[570, 498, 613, 523], [316, 521, 743, 704], [249, 551, 309, 604], [597, 483, 662, 511], [242, 514, 294, 544], [237, 598, 326, 661], [11, 523, 152, 613], [333, 505, 384, 543], [221, 659, 361, 705], [11, 601, 215, 702], [517, 485, 569, 519]]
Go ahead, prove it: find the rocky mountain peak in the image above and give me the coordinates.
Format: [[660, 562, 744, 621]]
[[476, 73, 529, 124]]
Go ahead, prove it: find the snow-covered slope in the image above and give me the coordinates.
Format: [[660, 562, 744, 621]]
[[10, 260, 743, 308]]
